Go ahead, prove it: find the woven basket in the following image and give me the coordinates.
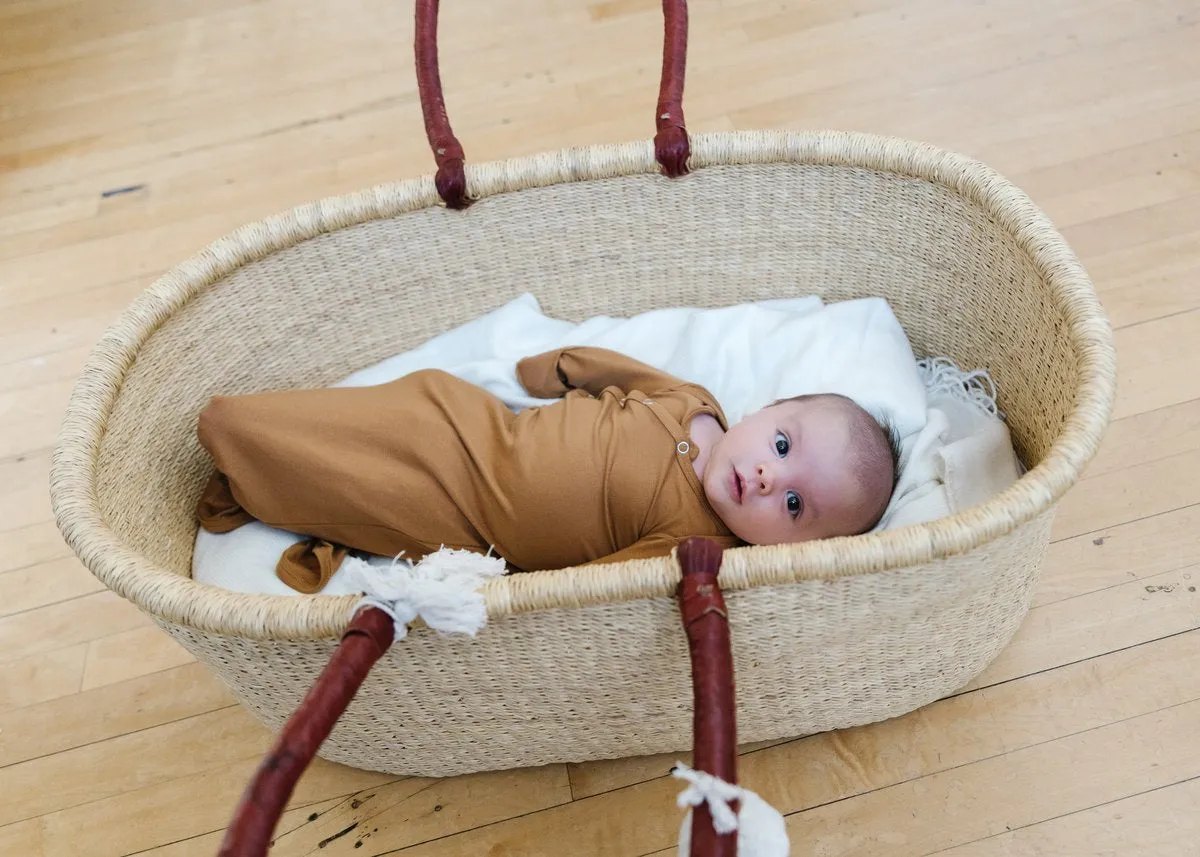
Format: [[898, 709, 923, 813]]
[[50, 0, 1116, 786], [49, 127, 1116, 777]]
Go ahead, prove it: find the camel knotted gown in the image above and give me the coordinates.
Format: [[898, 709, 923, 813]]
[[196, 346, 739, 592]]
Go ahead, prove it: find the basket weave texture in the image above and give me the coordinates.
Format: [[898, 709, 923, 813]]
[[50, 131, 1116, 776]]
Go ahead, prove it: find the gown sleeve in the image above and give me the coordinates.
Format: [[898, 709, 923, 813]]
[[517, 346, 697, 399]]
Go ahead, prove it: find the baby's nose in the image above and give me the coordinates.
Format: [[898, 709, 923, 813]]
[[755, 463, 773, 494]]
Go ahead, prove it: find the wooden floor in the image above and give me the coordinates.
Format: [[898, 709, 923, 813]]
[[2, 0, 1198, 854]]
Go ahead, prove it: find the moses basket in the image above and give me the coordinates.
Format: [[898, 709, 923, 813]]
[[49, 2, 1115, 781]]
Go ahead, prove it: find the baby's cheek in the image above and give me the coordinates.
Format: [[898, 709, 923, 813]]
[[744, 506, 776, 541]]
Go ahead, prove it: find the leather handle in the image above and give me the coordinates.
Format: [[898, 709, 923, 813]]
[[677, 537, 738, 857], [217, 607, 396, 857], [654, 0, 691, 178], [414, 0, 469, 209], [414, 0, 692, 209]]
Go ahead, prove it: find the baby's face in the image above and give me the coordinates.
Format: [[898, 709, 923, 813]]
[[701, 397, 881, 545]]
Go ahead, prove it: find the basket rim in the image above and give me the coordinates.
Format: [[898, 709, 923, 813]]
[[49, 129, 1117, 641]]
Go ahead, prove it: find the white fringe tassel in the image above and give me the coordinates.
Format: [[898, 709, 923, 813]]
[[917, 356, 1004, 421], [673, 763, 790, 856], [344, 548, 507, 641], [674, 763, 744, 834]]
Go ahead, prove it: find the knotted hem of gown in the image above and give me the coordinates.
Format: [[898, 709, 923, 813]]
[[196, 469, 350, 594], [276, 539, 349, 594]]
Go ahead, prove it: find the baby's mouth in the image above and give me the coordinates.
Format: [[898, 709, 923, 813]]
[[731, 467, 745, 504]]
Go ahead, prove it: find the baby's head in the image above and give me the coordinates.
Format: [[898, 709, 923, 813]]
[[702, 393, 900, 546]]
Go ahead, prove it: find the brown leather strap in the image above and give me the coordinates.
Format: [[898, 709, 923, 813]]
[[414, 0, 468, 209], [217, 606, 395, 857], [676, 537, 738, 857], [654, 0, 691, 178], [414, 0, 691, 209]]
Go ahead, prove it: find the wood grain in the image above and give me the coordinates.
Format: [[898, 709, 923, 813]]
[[0, 556, 107, 619], [932, 776, 1200, 857]]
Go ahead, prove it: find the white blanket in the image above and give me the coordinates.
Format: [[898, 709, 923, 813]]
[[192, 294, 1024, 595]]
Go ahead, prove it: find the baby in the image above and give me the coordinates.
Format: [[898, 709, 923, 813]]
[[196, 346, 900, 593]]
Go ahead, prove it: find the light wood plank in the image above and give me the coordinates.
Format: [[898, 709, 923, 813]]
[[1012, 128, 1199, 205], [1051, 442, 1200, 541], [1050, 169, 1200, 247], [129, 796, 348, 857], [0, 342, 96, 395], [267, 765, 574, 856], [81, 624, 195, 690], [567, 739, 790, 802], [0, 0, 252, 78], [0, 375, 73, 432], [716, 0, 1140, 125], [1110, 308, 1200, 421], [0, 643, 86, 715], [1063, 191, 1200, 264], [130, 796, 350, 857], [743, 632, 1200, 821], [0, 556, 106, 619], [0, 448, 52, 534], [0, 590, 150, 666], [0, 817, 42, 857], [962, 566, 1199, 692], [774, 700, 1200, 857], [0, 520, 72, 574], [1083, 397, 1200, 481], [0, 287, 129, 368], [1037, 503, 1200, 608], [647, 767, 1200, 857], [2, 705, 295, 826], [0, 661, 229, 769], [0, 15, 599, 205], [732, 10, 1199, 164], [0, 207, 277, 311], [931, 776, 1200, 857], [0, 621, 186, 718], [1085, 228, 1200, 329], [0, 757, 390, 857], [129, 796, 350, 857]]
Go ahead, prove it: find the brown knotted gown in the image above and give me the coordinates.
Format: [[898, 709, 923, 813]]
[[196, 346, 739, 592]]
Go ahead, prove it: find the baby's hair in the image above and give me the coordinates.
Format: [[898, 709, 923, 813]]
[[770, 392, 902, 533], [877, 412, 903, 491]]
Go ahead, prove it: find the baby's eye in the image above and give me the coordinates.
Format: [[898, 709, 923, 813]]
[[786, 490, 803, 519], [774, 431, 790, 457]]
